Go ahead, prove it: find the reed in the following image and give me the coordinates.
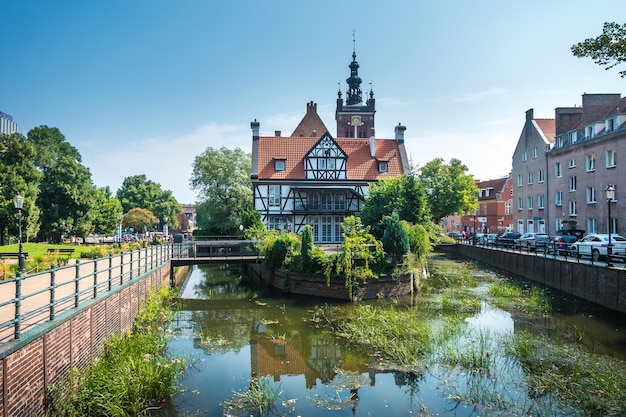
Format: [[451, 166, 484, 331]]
[[222, 376, 284, 415], [49, 287, 187, 417]]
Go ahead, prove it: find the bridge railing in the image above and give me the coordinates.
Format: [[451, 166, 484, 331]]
[[171, 240, 263, 260], [0, 244, 173, 345]]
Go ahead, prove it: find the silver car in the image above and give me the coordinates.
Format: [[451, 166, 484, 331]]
[[570, 233, 626, 261]]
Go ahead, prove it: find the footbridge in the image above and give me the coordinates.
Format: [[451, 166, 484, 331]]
[[170, 239, 262, 266]]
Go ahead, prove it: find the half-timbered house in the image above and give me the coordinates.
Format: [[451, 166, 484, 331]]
[[250, 50, 410, 243]]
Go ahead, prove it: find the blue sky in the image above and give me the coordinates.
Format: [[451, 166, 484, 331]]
[[2, 1, 624, 203]]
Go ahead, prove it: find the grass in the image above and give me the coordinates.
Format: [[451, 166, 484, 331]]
[[49, 286, 187, 417], [222, 376, 285, 415]]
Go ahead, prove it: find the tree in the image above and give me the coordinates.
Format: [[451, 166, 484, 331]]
[[572, 22, 626, 78], [123, 208, 158, 234], [0, 133, 42, 244], [190, 147, 252, 235], [359, 174, 430, 239], [116, 174, 182, 229], [91, 187, 123, 236], [419, 158, 479, 223], [382, 212, 410, 266], [27, 126, 99, 241]]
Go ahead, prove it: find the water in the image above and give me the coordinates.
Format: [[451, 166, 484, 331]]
[[160, 255, 626, 416]]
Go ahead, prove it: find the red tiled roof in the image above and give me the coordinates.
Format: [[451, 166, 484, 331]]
[[534, 118, 556, 143], [257, 136, 405, 181]]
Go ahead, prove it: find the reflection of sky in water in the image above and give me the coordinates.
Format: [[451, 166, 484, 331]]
[[465, 301, 514, 334]]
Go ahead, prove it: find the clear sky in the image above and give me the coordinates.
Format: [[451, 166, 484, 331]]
[[2, 1, 625, 204]]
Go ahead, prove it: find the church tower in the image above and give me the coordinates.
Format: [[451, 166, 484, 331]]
[[335, 40, 375, 138]]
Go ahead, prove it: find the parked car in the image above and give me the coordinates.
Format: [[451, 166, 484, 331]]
[[570, 233, 626, 261], [546, 235, 579, 255], [479, 233, 498, 246], [515, 233, 550, 251], [446, 232, 463, 241], [494, 232, 521, 248]]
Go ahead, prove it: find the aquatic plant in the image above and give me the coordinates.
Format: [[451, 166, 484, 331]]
[[222, 376, 285, 415], [49, 287, 187, 417]]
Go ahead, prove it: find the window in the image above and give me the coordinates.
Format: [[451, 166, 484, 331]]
[[538, 169, 544, 183], [532, 147, 538, 159], [521, 151, 527, 162], [505, 201, 511, 215], [274, 159, 286, 171], [568, 131, 578, 145], [378, 161, 388, 173], [555, 191, 563, 206], [527, 220, 535, 233], [538, 195, 545, 209], [606, 149, 616, 168], [568, 159, 576, 168], [517, 174, 523, 186], [556, 136, 564, 148], [527, 196, 533, 209], [568, 200, 577, 216], [606, 118, 616, 132], [586, 126, 593, 138], [554, 162, 562, 178], [586, 154, 595, 172], [527, 172, 533, 185], [517, 198, 523, 210], [568, 176, 577, 192], [517, 220, 524, 234], [586, 187, 596, 204], [587, 218, 597, 234], [268, 185, 280, 207]]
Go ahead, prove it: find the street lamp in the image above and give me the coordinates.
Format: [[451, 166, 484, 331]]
[[163, 217, 168, 240], [605, 184, 615, 267], [117, 212, 122, 244], [13, 194, 26, 276]]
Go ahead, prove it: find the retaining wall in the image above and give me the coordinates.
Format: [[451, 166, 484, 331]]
[[440, 244, 626, 313], [0, 264, 170, 417], [246, 264, 414, 301]]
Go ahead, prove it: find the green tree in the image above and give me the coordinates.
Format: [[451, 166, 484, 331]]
[[91, 187, 123, 236], [190, 147, 252, 235], [382, 212, 410, 266], [359, 174, 430, 239], [419, 158, 479, 223], [27, 126, 97, 241], [116, 175, 182, 229], [572, 22, 626, 78], [0, 133, 42, 244], [300, 225, 315, 272], [123, 208, 158, 234]]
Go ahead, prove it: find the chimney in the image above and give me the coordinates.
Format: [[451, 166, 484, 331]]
[[250, 119, 260, 141], [275, 130, 281, 137], [306, 101, 317, 114], [312, 130, 317, 137], [394, 123, 406, 143], [369, 127, 376, 158]]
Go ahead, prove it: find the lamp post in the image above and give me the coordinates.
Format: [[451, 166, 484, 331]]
[[163, 217, 168, 240], [239, 224, 244, 239], [605, 184, 615, 267], [117, 212, 122, 244], [13, 194, 26, 277]]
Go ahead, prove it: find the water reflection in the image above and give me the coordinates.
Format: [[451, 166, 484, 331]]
[[162, 259, 626, 416]]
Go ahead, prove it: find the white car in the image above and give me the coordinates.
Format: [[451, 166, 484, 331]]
[[570, 234, 626, 261]]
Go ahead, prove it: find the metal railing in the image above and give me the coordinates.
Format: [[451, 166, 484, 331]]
[[171, 240, 262, 260], [458, 239, 626, 268], [0, 244, 173, 345]]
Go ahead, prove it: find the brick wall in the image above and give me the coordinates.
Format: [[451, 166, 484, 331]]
[[0, 265, 170, 417], [440, 244, 626, 313]]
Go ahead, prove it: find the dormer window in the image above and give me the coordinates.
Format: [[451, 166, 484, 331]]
[[568, 131, 578, 145], [378, 161, 388, 173], [274, 159, 286, 172], [585, 125, 593, 138], [606, 118, 616, 133]]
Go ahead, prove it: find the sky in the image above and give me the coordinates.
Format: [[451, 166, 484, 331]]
[[2, 1, 625, 204]]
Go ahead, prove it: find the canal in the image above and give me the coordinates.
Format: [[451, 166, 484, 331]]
[[161, 252, 626, 416]]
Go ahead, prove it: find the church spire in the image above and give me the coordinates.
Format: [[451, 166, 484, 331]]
[[345, 34, 363, 105]]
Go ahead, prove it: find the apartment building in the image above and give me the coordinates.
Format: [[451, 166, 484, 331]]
[[512, 93, 625, 236]]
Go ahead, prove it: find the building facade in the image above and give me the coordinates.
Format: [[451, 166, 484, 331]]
[[459, 176, 513, 234], [512, 93, 625, 237], [0, 111, 18, 135], [511, 109, 555, 234], [250, 51, 410, 243]]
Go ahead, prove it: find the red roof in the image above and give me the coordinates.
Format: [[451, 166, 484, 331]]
[[257, 135, 405, 181], [534, 118, 556, 143]]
